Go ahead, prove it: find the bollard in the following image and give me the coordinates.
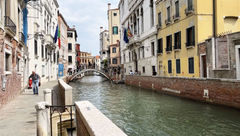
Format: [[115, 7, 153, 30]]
[[35, 102, 50, 136], [44, 89, 52, 105]]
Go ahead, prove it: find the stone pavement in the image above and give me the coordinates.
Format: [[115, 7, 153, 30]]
[[0, 80, 58, 136]]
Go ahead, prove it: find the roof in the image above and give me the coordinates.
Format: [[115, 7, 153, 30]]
[[68, 27, 78, 38], [58, 12, 68, 27]]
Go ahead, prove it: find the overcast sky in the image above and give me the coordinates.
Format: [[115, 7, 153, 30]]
[[58, 0, 119, 56]]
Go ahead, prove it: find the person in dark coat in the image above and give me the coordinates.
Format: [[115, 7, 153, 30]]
[[29, 71, 41, 95]]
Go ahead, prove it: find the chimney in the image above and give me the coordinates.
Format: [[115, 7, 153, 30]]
[[100, 27, 103, 33], [108, 3, 111, 10]]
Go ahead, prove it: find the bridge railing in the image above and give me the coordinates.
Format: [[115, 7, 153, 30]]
[[69, 68, 111, 81]]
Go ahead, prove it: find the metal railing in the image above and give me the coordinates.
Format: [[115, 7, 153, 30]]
[[19, 32, 25, 43], [5, 16, 16, 34], [47, 105, 75, 136]]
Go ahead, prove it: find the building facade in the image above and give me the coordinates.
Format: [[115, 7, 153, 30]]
[[27, 0, 59, 83], [58, 13, 69, 77], [119, 0, 157, 76], [78, 51, 94, 69], [0, 0, 27, 107], [99, 28, 109, 70], [108, 4, 121, 73], [67, 27, 77, 74], [156, 0, 240, 78], [94, 55, 101, 70]]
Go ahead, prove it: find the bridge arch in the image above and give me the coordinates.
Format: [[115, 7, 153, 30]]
[[70, 69, 111, 81]]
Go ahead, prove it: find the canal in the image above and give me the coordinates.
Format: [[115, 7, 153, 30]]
[[70, 76, 240, 136]]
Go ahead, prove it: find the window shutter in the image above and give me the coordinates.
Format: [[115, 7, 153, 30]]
[[170, 35, 172, 51], [179, 32, 181, 49], [192, 26, 195, 46]]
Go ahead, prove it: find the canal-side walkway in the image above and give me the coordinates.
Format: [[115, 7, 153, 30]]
[[0, 80, 58, 136]]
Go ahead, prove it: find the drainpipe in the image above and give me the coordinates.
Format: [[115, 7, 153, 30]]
[[212, 0, 216, 70], [213, 0, 216, 37]]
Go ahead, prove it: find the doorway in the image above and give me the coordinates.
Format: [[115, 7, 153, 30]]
[[235, 45, 240, 80], [200, 54, 207, 78]]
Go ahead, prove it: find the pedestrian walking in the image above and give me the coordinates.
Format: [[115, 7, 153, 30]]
[[29, 71, 41, 95]]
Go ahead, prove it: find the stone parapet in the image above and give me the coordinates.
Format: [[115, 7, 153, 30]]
[[75, 101, 127, 136]]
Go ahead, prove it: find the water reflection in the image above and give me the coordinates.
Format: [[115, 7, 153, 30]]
[[70, 76, 240, 136]]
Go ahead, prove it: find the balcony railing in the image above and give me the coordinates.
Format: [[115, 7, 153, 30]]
[[185, 5, 194, 15], [173, 14, 180, 21], [5, 16, 16, 35], [165, 18, 171, 25], [186, 41, 195, 48], [174, 44, 181, 50], [166, 46, 172, 52]]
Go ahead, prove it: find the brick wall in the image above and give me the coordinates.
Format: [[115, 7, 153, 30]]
[[126, 76, 240, 109], [0, 35, 22, 108]]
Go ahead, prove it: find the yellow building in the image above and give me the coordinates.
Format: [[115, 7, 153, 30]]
[[107, 3, 121, 70], [156, 0, 240, 77]]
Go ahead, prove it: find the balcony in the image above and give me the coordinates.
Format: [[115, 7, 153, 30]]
[[19, 32, 25, 46], [128, 35, 141, 47], [186, 41, 195, 48], [157, 49, 163, 54], [174, 44, 181, 51], [173, 14, 180, 22], [185, 5, 194, 16], [166, 46, 172, 53], [156, 24, 162, 29], [5, 16, 16, 36], [45, 34, 56, 50], [165, 18, 171, 25]]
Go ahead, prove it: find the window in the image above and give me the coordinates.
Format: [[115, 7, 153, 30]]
[[113, 26, 118, 34], [113, 13, 117, 16], [150, 0, 154, 27], [68, 43, 72, 51], [174, 32, 181, 49], [188, 57, 194, 73], [112, 47, 116, 53], [34, 40, 38, 56], [53, 52, 56, 63], [57, 52, 59, 63], [157, 38, 163, 53], [45, 48, 48, 59], [123, 54, 126, 63], [68, 56, 72, 63], [141, 7, 144, 32], [176, 59, 181, 74], [151, 42, 155, 56], [138, 48, 141, 59], [186, 26, 195, 47], [158, 12, 162, 27], [16, 57, 20, 72], [67, 32, 73, 38], [41, 45, 44, 58], [142, 66, 145, 73], [142, 47, 145, 58], [5, 52, 11, 71], [168, 60, 172, 73], [175, 1, 180, 17], [152, 66, 156, 76], [129, 52, 131, 61], [188, 0, 193, 10], [166, 35, 172, 52], [112, 58, 117, 64], [167, 6, 171, 21]]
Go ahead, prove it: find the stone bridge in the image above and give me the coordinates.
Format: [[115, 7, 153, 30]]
[[69, 69, 111, 81]]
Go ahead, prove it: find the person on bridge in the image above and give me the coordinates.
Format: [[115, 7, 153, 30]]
[[29, 71, 41, 95]]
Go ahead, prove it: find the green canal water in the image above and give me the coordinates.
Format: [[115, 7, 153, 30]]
[[70, 76, 240, 136]]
